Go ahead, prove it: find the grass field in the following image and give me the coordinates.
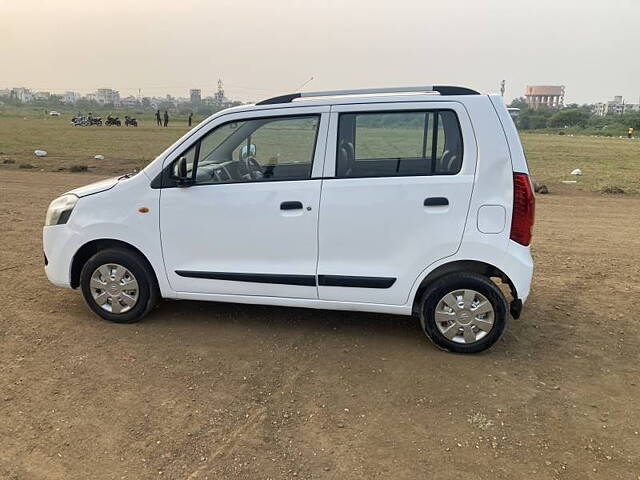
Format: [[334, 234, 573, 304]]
[[520, 133, 640, 194], [0, 111, 192, 176], [1, 109, 639, 194]]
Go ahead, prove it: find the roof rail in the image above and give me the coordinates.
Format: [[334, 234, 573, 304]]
[[256, 85, 480, 105]]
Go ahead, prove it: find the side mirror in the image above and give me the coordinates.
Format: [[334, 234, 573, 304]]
[[172, 157, 192, 186]]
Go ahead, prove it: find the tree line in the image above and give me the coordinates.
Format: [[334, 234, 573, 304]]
[[509, 97, 640, 135]]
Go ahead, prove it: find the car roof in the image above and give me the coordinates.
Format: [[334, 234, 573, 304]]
[[222, 86, 484, 114]]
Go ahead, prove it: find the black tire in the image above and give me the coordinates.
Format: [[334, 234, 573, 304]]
[[418, 272, 507, 353], [80, 248, 158, 323]]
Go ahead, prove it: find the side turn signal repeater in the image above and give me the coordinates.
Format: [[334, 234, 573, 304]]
[[138, 207, 150, 214]]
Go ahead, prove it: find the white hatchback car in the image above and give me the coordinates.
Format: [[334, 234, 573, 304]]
[[44, 86, 534, 353]]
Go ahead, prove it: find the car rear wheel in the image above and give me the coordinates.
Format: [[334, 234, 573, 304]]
[[80, 248, 158, 323], [419, 272, 507, 353]]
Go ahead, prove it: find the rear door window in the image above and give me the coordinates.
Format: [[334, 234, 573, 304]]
[[336, 110, 463, 178]]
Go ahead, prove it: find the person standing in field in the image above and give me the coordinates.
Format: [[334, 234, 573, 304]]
[[155, 110, 161, 126], [628, 127, 634, 139], [163, 110, 169, 127], [188, 112, 193, 127]]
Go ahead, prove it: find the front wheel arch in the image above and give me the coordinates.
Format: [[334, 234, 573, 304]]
[[70, 239, 159, 292]]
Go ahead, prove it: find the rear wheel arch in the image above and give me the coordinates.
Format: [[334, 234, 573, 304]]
[[70, 239, 159, 291], [411, 260, 516, 316]]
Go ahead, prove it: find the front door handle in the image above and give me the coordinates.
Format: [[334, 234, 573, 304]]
[[424, 197, 449, 207], [280, 201, 303, 210]]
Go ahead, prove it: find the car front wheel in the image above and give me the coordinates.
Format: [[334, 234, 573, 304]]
[[80, 248, 158, 323]]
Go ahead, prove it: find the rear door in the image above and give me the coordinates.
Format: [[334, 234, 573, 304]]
[[317, 101, 477, 305]]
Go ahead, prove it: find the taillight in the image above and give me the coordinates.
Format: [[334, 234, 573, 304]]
[[510, 173, 535, 246]]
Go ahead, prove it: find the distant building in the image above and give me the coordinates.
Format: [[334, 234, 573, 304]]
[[524, 85, 565, 109], [62, 91, 81, 103], [11, 87, 33, 102], [594, 96, 640, 116], [95, 88, 120, 105], [190, 89, 202, 105], [214, 79, 226, 107], [148, 97, 166, 109], [120, 96, 140, 108], [162, 94, 177, 108], [33, 91, 51, 101], [0, 85, 242, 109]]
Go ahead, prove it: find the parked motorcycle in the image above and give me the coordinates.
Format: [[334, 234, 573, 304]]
[[124, 116, 138, 127], [105, 115, 121, 126], [71, 115, 101, 126], [71, 116, 87, 127]]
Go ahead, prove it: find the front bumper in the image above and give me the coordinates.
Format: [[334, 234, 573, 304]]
[[43, 224, 78, 288]]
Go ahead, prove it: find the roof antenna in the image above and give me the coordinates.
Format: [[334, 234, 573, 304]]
[[296, 76, 314, 91]]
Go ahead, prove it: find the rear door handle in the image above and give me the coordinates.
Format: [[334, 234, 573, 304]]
[[280, 201, 303, 210], [424, 197, 449, 207]]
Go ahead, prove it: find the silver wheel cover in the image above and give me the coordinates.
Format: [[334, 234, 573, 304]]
[[90, 264, 139, 314], [434, 289, 495, 344]]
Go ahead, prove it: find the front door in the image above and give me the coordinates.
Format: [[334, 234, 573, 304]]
[[160, 108, 328, 298], [317, 102, 477, 305]]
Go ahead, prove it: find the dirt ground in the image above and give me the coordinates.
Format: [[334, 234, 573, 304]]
[[1, 170, 639, 480]]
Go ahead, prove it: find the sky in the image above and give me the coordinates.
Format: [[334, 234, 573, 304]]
[[1, 0, 639, 104]]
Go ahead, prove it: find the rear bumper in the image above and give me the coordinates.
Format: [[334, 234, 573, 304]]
[[504, 240, 534, 304], [43, 225, 78, 289]]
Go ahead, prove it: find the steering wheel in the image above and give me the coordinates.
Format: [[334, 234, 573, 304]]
[[243, 155, 263, 180]]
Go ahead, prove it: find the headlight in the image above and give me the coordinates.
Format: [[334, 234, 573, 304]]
[[45, 194, 78, 226]]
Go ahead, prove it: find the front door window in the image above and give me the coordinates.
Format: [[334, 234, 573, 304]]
[[189, 115, 320, 185]]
